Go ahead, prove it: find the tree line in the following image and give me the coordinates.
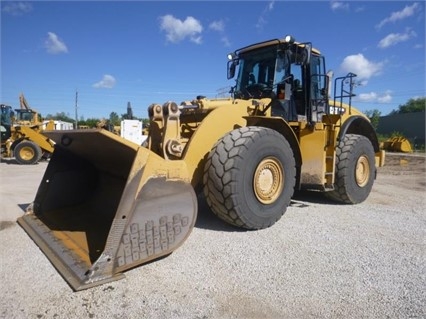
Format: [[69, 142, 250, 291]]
[[44, 111, 149, 128], [364, 97, 425, 130]]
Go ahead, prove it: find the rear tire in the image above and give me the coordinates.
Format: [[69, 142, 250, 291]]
[[203, 127, 296, 229], [326, 134, 375, 204], [14, 140, 42, 165]]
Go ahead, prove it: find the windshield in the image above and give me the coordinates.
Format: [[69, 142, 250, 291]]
[[0, 105, 12, 126], [232, 43, 311, 100], [233, 46, 281, 99], [16, 110, 34, 121], [233, 45, 301, 100]]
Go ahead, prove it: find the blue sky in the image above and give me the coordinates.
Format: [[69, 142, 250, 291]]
[[1, 1, 425, 120]]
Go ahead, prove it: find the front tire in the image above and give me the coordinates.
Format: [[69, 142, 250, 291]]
[[203, 127, 296, 229], [14, 140, 42, 165], [326, 134, 375, 204]]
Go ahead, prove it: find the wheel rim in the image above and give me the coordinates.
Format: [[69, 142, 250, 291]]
[[19, 146, 35, 161], [355, 155, 370, 187], [253, 157, 284, 204]]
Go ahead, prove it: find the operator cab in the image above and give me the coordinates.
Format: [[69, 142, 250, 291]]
[[227, 35, 330, 123], [15, 109, 36, 122], [0, 104, 13, 141]]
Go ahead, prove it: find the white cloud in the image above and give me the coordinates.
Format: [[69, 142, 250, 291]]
[[220, 36, 231, 47], [256, 1, 275, 30], [358, 91, 392, 103], [209, 20, 224, 32], [340, 54, 384, 83], [159, 15, 203, 44], [378, 92, 392, 103], [209, 20, 231, 47], [330, 1, 349, 11], [93, 75, 116, 89], [358, 92, 378, 102], [2, 2, 32, 16], [376, 3, 420, 29], [354, 6, 365, 13], [45, 32, 68, 54], [378, 29, 416, 49]]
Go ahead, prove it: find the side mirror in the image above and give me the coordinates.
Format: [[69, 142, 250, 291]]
[[303, 43, 312, 65], [227, 60, 238, 79]]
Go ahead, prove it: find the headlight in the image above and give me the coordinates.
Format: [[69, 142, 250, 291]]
[[284, 35, 295, 44], [227, 52, 236, 60]]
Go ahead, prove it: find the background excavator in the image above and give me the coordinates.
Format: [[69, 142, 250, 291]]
[[1, 93, 55, 164], [18, 35, 385, 290]]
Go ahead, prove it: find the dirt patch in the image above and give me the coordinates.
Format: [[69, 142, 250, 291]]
[[0, 221, 16, 231], [376, 152, 426, 193], [380, 152, 426, 175]]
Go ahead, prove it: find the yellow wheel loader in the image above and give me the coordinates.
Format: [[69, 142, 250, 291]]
[[18, 35, 385, 290], [1, 94, 55, 164]]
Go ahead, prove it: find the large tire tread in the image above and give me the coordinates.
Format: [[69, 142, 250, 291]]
[[203, 127, 296, 229], [326, 134, 375, 204], [14, 140, 42, 165]]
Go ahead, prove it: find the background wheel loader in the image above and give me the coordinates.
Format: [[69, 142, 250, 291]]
[[18, 35, 385, 291], [1, 93, 56, 164]]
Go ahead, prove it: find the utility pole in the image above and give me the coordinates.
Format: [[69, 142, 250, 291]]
[[74, 90, 78, 129]]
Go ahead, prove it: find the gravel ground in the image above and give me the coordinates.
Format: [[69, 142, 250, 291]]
[[0, 153, 425, 319]]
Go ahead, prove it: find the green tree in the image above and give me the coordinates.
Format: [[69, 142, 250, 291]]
[[83, 118, 100, 128], [364, 109, 381, 130], [390, 97, 426, 114], [45, 111, 75, 123], [109, 112, 120, 126]]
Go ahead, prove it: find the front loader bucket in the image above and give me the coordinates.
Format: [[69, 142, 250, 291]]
[[391, 137, 413, 153], [17, 129, 197, 291]]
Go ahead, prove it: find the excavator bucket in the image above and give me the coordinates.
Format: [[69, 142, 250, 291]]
[[17, 129, 197, 291]]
